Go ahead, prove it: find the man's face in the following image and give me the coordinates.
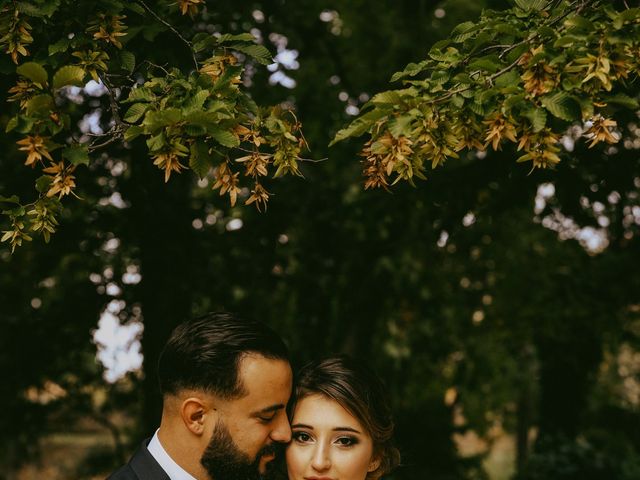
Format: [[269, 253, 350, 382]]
[[200, 354, 292, 480]]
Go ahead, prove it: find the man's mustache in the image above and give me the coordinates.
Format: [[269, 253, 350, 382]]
[[258, 441, 284, 458]]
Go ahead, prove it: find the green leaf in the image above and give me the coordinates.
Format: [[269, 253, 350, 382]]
[[370, 91, 403, 105], [469, 101, 487, 116], [450, 21, 478, 43], [193, 34, 216, 53], [189, 141, 213, 179], [238, 94, 259, 116], [120, 50, 136, 73], [217, 33, 256, 43], [48, 37, 72, 55], [390, 61, 428, 82], [429, 46, 461, 63], [577, 97, 594, 120], [124, 125, 144, 142], [184, 124, 207, 136], [35, 175, 53, 193], [124, 2, 145, 15], [330, 108, 389, 146], [52, 65, 86, 89], [388, 115, 414, 138], [3, 205, 26, 217], [0, 195, 20, 204], [515, 0, 548, 12], [16, 1, 59, 17], [603, 93, 639, 109], [524, 108, 547, 132], [12, 116, 34, 134], [124, 103, 148, 123], [536, 26, 556, 40], [126, 87, 156, 103], [541, 93, 581, 122], [185, 111, 223, 131], [208, 128, 239, 148], [228, 43, 272, 65], [25, 94, 55, 117], [212, 65, 243, 92], [493, 22, 520, 37], [430, 70, 450, 85], [5, 116, 18, 133], [62, 144, 90, 166], [143, 108, 182, 132], [468, 55, 501, 73], [504, 93, 526, 110], [451, 94, 465, 108], [620, 8, 640, 23], [553, 35, 582, 48], [146, 132, 166, 152], [495, 70, 520, 88], [16, 62, 48, 85], [564, 15, 595, 32], [185, 90, 211, 113]]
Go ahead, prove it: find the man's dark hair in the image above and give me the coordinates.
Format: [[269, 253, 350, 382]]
[[157, 312, 289, 398]]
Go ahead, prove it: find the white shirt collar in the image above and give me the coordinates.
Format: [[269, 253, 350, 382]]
[[147, 429, 197, 480]]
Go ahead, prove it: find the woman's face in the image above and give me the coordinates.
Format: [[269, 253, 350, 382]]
[[286, 394, 378, 480]]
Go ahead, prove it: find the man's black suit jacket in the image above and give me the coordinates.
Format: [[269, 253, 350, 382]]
[[107, 439, 171, 480]]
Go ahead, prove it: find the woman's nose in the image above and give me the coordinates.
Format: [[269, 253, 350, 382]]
[[311, 444, 331, 472]]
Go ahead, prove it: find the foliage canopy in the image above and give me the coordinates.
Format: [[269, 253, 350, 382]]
[[333, 0, 640, 189], [0, 0, 307, 251]]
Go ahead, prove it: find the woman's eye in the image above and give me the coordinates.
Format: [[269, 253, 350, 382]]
[[336, 436, 358, 447], [292, 431, 312, 443]]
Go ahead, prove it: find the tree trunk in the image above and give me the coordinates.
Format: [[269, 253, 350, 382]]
[[127, 147, 196, 437]]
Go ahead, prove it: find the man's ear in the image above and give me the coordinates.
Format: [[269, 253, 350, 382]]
[[180, 396, 216, 436]]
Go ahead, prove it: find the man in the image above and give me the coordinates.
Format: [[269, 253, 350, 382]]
[[108, 312, 293, 480]]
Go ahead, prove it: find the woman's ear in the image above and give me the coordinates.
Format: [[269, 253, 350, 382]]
[[367, 455, 381, 473], [180, 396, 215, 436]]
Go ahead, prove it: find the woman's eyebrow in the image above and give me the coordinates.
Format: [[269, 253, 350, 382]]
[[333, 426, 361, 434], [291, 423, 314, 429], [290, 424, 362, 434]]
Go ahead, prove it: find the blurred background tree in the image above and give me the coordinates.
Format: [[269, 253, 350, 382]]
[[2, 1, 640, 479]]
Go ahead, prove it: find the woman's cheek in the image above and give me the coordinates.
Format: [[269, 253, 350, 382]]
[[286, 444, 306, 478]]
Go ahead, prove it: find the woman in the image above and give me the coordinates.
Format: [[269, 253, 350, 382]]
[[286, 356, 401, 480]]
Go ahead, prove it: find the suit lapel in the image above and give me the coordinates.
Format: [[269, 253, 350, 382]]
[[130, 440, 172, 480]]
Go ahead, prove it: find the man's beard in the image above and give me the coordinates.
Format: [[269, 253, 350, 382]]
[[200, 420, 282, 480]]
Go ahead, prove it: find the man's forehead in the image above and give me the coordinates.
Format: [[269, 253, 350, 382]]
[[236, 354, 292, 401], [238, 358, 292, 387]]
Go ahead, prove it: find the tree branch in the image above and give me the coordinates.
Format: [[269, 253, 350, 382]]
[[135, 0, 198, 71]]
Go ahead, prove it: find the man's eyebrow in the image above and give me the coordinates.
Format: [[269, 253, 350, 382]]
[[252, 404, 285, 415]]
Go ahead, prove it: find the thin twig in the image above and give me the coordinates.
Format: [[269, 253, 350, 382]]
[[235, 146, 274, 156], [88, 126, 126, 152], [142, 60, 171, 76], [135, 0, 198, 70], [286, 110, 310, 151], [429, 0, 590, 105], [98, 73, 123, 126], [297, 157, 327, 163]]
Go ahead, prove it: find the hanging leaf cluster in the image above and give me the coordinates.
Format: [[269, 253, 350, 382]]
[[332, 0, 640, 189], [1, 0, 306, 252]]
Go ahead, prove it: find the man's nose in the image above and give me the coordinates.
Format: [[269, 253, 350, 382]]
[[311, 443, 331, 472], [270, 413, 292, 443]]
